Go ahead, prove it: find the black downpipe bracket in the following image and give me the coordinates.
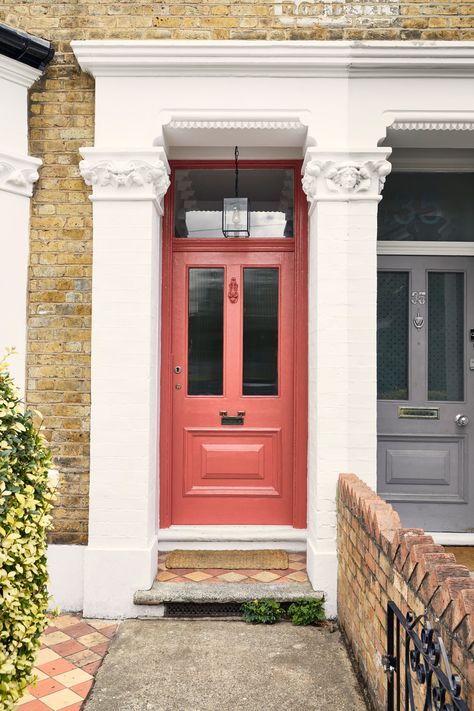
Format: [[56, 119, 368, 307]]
[[0, 22, 54, 70]]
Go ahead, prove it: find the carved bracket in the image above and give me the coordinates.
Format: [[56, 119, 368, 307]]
[[0, 154, 41, 197], [302, 150, 392, 207], [79, 149, 170, 211]]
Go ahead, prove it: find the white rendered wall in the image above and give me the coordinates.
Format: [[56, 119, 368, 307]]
[[303, 151, 390, 616], [0, 59, 42, 392], [47, 544, 85, 612], [79, 149, 168, 617]]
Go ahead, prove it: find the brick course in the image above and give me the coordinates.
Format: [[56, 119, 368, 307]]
[[338, 473, 474, 711], [1, 3, 474, 542]]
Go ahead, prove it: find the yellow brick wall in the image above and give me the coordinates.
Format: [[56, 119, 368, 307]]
[[0, 1, 473, 543]]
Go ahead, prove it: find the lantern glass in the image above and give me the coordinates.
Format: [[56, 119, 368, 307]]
[[222, 196, 250, 238]]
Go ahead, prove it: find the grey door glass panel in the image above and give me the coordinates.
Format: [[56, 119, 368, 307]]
[[428, 272, 464, 402], [378, 173, 474, 242], [377, 271, 409, 400], [174, 169, 294, 238], [243, 268, 279, 396], [188, 268, 224, 396]]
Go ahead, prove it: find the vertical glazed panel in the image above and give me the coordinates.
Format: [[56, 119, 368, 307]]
[[377, 271, 409, 400], [188, 268, 224, 395], [243, 268, 279, 396], [428, 271, 464, 401]]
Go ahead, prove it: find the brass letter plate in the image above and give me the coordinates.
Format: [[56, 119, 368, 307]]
[[398, 407, 439, 420], [221, 416, 244, 425]]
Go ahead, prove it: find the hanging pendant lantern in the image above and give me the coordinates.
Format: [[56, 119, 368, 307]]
[[222, 146, 250, 238]]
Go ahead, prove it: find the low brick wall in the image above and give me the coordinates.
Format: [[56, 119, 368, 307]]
[[337, 473, 474, 711]]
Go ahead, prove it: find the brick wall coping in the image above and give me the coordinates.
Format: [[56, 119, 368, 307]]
[[338, 473, 474, 654]]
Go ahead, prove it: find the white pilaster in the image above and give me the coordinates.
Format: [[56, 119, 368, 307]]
[[303, 148, 391, 617], [0, 54, 43, 393], [79, 148, 170, 617]]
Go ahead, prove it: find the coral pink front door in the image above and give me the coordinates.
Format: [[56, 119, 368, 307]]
[[171, 250, 295, 524], [160, 159, 307, 527]]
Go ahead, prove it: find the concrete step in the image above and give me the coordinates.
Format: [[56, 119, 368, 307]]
[[134, 581, 323, 606]]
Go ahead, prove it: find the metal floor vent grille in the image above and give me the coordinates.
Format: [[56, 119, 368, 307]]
[[164, 602, 243, 618]]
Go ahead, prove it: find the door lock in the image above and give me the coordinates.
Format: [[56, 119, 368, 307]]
[[455, 413, 470, 427], [174, 365, 182, 374]]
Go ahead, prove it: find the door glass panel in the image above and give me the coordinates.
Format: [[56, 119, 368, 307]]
[[428, 272, 464, 401], [378, 173, 474, 242], [243, 268, 279, 396], [175, 169, 294, 238], [188, 268, 224, 396], [377, 272, 409, 400]]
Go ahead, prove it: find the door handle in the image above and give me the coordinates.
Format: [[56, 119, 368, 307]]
[[455, 413, 470, 427]]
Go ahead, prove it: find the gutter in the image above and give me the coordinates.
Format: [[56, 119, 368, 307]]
[[0, 22, 54, 70]]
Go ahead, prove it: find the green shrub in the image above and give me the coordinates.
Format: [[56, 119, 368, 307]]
[[0, 355, 55, 710], [241, 599, 284, 624], [287, 597, 326, 626]]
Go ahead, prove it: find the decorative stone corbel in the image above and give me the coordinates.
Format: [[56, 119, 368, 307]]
[[0, 152, 42, 197], [302, 149, 392, 211], [79, 148, 170, 213]]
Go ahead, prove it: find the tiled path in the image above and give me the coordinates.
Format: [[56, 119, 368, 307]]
[[17, 614, 118, 711], [156, 551, 309, 583]]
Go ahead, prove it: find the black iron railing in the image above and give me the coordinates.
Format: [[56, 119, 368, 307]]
[[382, 601, 470, 711]]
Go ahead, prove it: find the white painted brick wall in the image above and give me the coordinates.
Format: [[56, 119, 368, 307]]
[[304, 152, 387, 615]]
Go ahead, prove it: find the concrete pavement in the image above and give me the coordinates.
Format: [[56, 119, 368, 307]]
[[84, 619, 368, 711]]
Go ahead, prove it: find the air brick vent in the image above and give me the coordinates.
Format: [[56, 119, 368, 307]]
[[164, 602, 243, 618]]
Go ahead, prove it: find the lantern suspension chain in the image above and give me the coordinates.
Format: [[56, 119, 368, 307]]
[[234, 146, 239, 198]]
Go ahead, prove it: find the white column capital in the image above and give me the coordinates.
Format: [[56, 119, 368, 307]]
[[0, 152, 42, 198], [302, 148, 392, 211], [79, 147, 170, 214]]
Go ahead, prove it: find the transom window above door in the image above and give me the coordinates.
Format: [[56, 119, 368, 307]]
[[174, 168, 294, 239], [378, 173, 474, 242]]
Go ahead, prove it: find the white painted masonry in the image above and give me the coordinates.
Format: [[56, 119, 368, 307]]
[[78, 148, 169, 617], [0, 54, 43, 393], [47, 544, 85, 612], [63, 41, 474, 617], [302, 149, 391, 615]]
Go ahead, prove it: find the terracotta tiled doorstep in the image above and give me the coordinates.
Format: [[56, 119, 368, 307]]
[[17, 614, 118, 711], [156, 552, 309, 584]]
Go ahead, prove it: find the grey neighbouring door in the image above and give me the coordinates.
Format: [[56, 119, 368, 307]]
[[377, 255, 474, 532]]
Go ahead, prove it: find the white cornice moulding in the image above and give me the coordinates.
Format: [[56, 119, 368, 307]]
[[0, 152, 42, 197], [79, 147, 170, 213], [386, 111, 474, 132], [157, 109, 312, 150], [302, 148, 392, 209], [0, 54, 43, 88], [70, 40, 474, 79]]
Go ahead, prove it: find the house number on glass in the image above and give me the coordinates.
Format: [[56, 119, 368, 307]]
[[411, 291, 426, 305]]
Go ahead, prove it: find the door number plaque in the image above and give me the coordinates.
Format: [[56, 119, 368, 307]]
[[411, 291, 426, 305], [398, 406, 439, 420]]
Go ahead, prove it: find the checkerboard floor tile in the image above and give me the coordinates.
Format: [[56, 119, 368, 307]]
[[156, 552, 308, 584], [16, 614, 118, 710]]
